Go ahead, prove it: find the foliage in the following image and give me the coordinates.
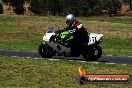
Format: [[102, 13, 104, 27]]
[[1, 0, 129, 16], [11, 0, 24, 15], [123, 0, 132, 10], [101, 0, 121, 16], [1, 0, 9, 4], [1, 0, 24, 15], [0, 3, 3, 14], [29, 0, 46, 15]]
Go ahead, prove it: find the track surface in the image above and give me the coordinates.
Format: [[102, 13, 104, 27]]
[[0, 49, 132, 64]]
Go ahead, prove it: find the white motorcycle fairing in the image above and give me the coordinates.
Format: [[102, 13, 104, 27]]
[[43, 32, 71, 54], [88, 33, 103, 45]]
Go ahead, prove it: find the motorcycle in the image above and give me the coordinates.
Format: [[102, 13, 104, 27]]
[[38, 27, 103, 61]]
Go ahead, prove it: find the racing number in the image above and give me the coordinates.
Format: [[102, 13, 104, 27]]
[[92, 37, 96, 43]]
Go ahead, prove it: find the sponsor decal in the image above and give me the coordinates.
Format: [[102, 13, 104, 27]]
[[77, 66, 130, 84]]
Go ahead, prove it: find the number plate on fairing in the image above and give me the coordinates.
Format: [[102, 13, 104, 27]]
[[88, 33, 103, 45]]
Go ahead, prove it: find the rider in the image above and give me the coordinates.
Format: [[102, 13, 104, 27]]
[[58, 14, 88, 47]]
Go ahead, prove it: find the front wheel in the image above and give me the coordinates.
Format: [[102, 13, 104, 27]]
[[83, 45, 102, 61], [38, 43, 56, 58]]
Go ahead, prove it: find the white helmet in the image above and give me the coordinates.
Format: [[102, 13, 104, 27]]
[[66, 14, 75, 24]]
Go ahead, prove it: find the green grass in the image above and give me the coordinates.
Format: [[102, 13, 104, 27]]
[[0, 15, 132, 56], [0, 25, 18, 30], [0, 40, 41, 51], [78, 17, 132, 24], [0, 56, 132, 88], [102, 37, 132, 56], [111, 25, 132, 30]]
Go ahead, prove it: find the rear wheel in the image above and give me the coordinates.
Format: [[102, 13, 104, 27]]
[[38, 43, 56, 58], [83, 45, 102, 61]]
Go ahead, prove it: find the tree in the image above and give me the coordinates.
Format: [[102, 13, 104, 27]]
[[0, 3, 3, 14], [1, 0, 123, 16], [2, 0, 24, 15], [101, 0, 121, 16], [45, 0, 60, 16], [11, 0, 24, 15], [29, 0, 47, 15], [1, 0, 9, 4], [129, 0, 132, 10], [122, 0, 132, 11]]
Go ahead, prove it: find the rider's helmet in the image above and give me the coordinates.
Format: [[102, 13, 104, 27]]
[[66, 14, 75, 25]]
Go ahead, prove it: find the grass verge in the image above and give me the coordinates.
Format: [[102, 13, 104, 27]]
[[0, 56, 132, 88]]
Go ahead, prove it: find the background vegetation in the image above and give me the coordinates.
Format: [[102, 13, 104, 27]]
[[0, 0, 132, 16], [0, 3, 3, 14]]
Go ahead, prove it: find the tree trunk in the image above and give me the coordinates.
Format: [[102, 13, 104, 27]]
[[130, 0, 132, 11]]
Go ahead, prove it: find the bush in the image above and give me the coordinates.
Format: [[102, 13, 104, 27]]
[[80, 5, 91, 16], [103, 0, 121, 16], [13, 7, 24, 15], [92, 5, 102, 16], [11, 0, 24, 15], [66, 6, 78, 16], [29, 0, 45, 15]]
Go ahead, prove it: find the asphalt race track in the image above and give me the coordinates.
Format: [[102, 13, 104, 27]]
[[0, 49, 132, 64]]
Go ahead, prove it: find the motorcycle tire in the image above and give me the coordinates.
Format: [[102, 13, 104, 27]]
[[83, 45, 102, 61], [38, 43, 56, 58]]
